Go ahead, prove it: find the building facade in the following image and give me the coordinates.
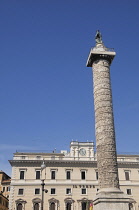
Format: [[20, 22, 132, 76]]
[[0, 193, 9, 210], [0, 170, 11, 199], [9, 141, 139, 210]]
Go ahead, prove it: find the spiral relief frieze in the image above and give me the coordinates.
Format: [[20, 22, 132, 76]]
[[92, 58, 119, 189]]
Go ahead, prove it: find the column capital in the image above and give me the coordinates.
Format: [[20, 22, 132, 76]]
[[86, 43, 116, 67]]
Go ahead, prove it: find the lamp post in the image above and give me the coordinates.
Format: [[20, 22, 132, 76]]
[[41, 179, 45, 210], [41, 160, 48, 210]]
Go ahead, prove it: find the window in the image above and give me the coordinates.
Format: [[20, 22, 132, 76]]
[[127, 189, 132, 195], [66, 171, 71, 180], [3, 187, 5, 192], [17, 203, 23, 210], [51, 188, 56, 194], [66, 188, 71, 195], [66, 203, 71, 210], [35, 188, 40, 195], [18, 189, 24, 195], [81, 171, 86, 180], [51, 171, 56, 180], [81, 188, 86, 194], [82, 202, 87, 209], [6, 187, 9, 191], [50, 202, 55, 209], [125, 171, 130, 180], [36, 171, 40, 179], [34, 203, 39, 210], [96, 171, 98, 180], [20, 171, 25, 180]]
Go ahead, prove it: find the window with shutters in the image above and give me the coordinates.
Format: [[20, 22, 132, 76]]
[[51, 171, 56, 180], [66, 171, 71, 180], [17, 203, 23, 210], [20, 171, 25, 180], [81, 188, 86, 195], [36, 171, 41, 179], [18, 189, 24, 195], [125, 171, 130, 180], [66, 188, 71, 195], [35, 188, 40, 195], [51, 188, 56, 194], [81, 171, 86, 180], [127, 189, 132, 195]]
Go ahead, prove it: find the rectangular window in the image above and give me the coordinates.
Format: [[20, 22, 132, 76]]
[[36, 171, 40, 179], [81, 171, 86, 180], [51, 188, 56, 194], [3, 187, 5, 192], [35, 188, 40, 195], [18, 189, 24, 195], [66, 188, 71, 195], [81, 188, 86, 194], [20, 171, 25, 179], [6, 187, 9, 191], [125, 171, 130, 180], [66, 171, 71, 180], [51, 171, 56, 180], [96, 171, 98, 180], [127, 189, 132, 195]]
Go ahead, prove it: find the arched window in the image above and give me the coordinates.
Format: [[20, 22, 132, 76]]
[[66, 202, 71, 210], [17, 203, 22, 210], [50, 202, 55, 210], [34, 203, 39, 210], [82, 202, 87, 210], [129, 203, 133, 210]]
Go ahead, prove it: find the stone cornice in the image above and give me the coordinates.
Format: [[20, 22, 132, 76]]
[[118, 161, 139, 168], [9, 159, 139, 168], [9, 160, 97, 168]]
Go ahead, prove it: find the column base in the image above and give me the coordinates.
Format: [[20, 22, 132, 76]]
[[93, 188, 135, 210]]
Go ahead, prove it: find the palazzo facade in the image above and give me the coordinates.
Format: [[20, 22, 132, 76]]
[[9, 141, 139, 210]]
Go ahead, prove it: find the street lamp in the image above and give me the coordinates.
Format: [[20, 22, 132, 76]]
[[41, 160, 48, 210]]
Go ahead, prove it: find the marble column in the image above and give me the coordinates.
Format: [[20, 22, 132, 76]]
[[86, 31, 134, 209]]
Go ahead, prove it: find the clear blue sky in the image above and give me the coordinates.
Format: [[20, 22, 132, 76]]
[[0, 0, 139, 175]]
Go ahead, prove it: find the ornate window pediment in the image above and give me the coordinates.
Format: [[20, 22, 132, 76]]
[[64, 197, 75, 203], [32, 198, 41, 203], [15, 198, 27, 204], [49, 198, 59, 204], [77, 197, 93, 202]]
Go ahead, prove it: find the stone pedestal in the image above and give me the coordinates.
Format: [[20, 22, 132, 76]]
[[93, 188, 134, 210]]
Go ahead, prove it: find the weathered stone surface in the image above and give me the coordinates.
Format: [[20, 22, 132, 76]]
[[86, 36, 134, 210], [92, 58, 119, 189], [93, 190, 134, 210]]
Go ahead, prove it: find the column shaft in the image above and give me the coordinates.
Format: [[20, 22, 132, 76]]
[[92, 59, 119, 189]]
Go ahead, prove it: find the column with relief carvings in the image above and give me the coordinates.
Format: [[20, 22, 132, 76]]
[[89, 45, 119, 190], [86, 31, 134, 210]]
